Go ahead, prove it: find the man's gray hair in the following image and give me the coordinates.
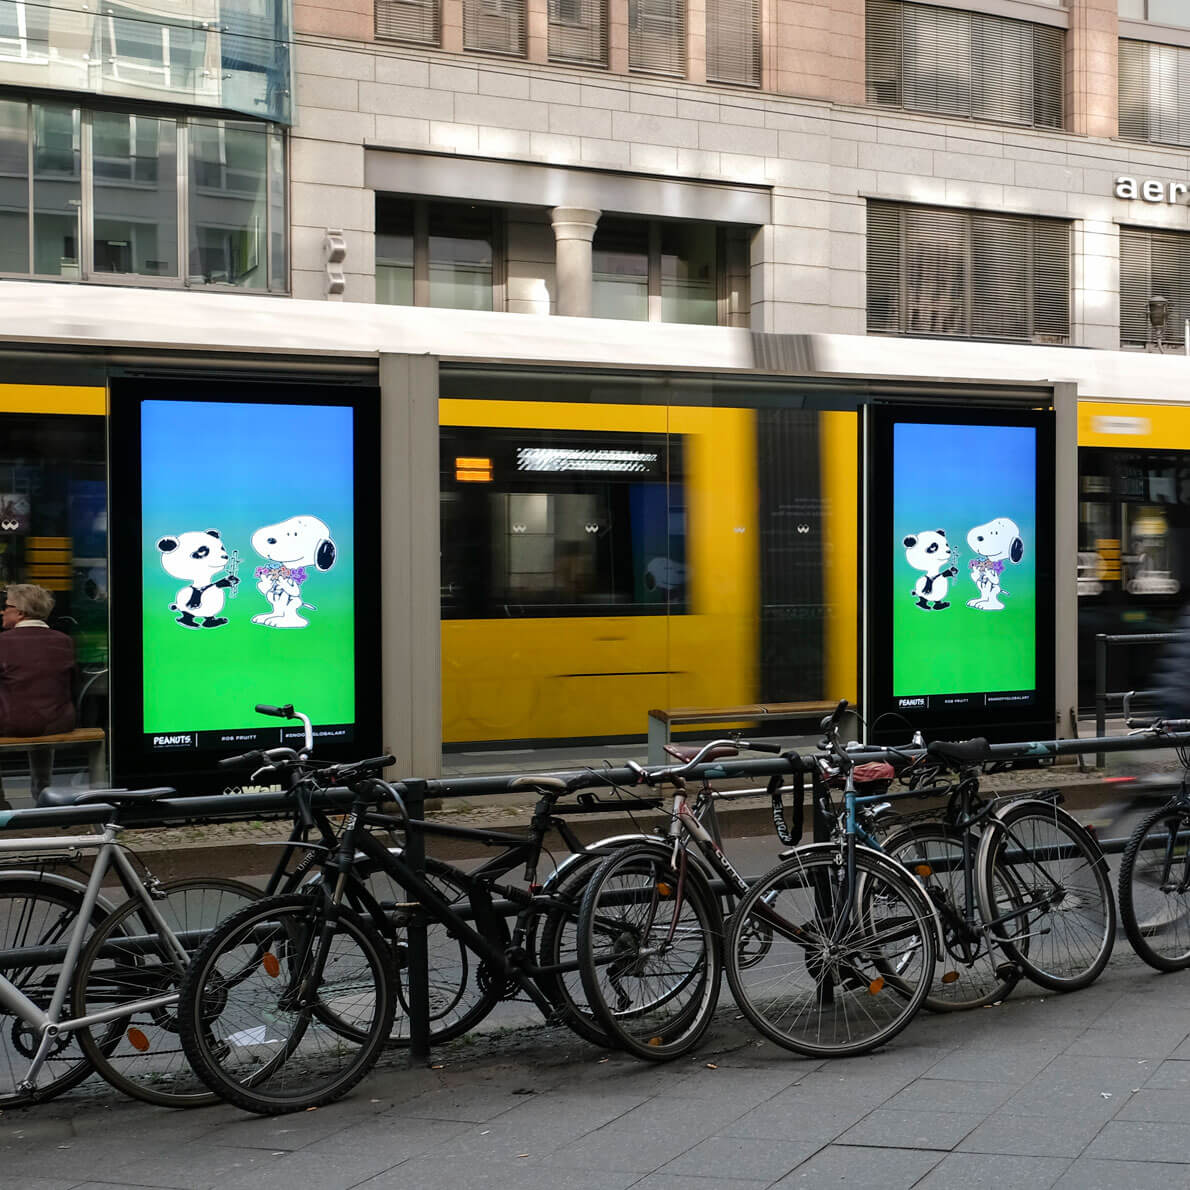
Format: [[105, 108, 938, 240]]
[[5, 583, 55, 620]]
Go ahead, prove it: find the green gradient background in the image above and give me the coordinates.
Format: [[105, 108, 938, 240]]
[[141, 400, 356, 734], [893, 422, 1036, 697]]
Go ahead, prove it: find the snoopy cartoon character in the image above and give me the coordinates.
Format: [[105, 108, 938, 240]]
[[903, 529, 958, 611], [251, 515, 336, 629], [157, 528, 239, 629], [967, 517, 1024, 611]]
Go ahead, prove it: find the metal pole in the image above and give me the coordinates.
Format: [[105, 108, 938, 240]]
[[401, 777, 431, 1065], [1095, 633, 1108, 768]]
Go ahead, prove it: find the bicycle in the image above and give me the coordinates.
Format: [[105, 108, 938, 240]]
[[1115, 714, 1190, 971], [0, 788, 259, 1108], [722, 702, 938, 1057], [176, 748, 675, 1113]]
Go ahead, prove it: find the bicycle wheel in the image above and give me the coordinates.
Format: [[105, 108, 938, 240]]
[[577, 844, 722, 1061], [351, 855, 500, 1047], [0, 876, 111, 1107], [725, 843, 936, 1058], [882, 824, 1023, 1011], [976, 800, 1114, 992], [73, 879, 260, 1108], [178, 893, 394, 1114], [1119, 803, 1190, 971], [535, 855, 616, 1047]]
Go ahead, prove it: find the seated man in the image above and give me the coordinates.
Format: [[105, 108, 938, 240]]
[[0, 584, 76, 806]]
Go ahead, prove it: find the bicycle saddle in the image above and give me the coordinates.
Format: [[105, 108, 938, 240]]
[[663, 744, 738, 763], [37, 786, 175, 808], [926, 738, 991, 766]]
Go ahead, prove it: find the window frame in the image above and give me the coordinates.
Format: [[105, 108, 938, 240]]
[[0, 99, 288, 293], [375, 196, 506, 312], [866, 200, 1072, 345]]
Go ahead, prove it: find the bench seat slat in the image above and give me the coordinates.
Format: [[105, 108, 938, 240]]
[[648, 702, 836, 726], [0, 729, 106, 746]]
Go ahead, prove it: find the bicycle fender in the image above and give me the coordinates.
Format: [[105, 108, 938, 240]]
[[541, 833, 669, 893], [981, 798, 1111, 873], [0, 869, 121, 918]]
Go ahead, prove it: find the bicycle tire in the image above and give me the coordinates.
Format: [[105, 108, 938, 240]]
[[577, 844, 722, 1061], [976, 800, 1114, 992], [535, 855, 616, 1047], [178, 893, 394, 1114], [882, 823, 1023, 1011], [346, 855, 500, 1046], [725, 843, 936, 1058], [73, 878, 261, 1108], [1118, 803, 1190, 971], [0, 876, 112, 1108]]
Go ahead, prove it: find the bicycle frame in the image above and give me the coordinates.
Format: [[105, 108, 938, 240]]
[[0, 826, 191, 1094]]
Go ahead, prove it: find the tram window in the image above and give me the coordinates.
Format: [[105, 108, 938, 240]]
[[440, 427, 686, 617]]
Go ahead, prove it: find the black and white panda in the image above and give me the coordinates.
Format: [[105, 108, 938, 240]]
[[903, 529, 958, 611], [157, 528, 239, 629]]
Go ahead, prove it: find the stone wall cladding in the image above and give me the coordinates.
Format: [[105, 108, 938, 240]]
[[290, 4, 1188, 339]]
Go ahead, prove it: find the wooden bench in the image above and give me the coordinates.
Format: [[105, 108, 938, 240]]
[[0, 727, 106, 788], [647, 702, 838, 764]]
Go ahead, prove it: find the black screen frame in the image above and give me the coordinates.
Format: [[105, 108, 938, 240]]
[[107, 375, 382, 792], [866, 402, 1056, 745]]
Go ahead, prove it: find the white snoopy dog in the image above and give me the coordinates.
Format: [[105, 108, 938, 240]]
[[966, 517, 1024, 611], [251, 515, 336, 629]]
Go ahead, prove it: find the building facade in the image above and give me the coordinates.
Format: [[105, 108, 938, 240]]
[[2, 0, 1190, 775]]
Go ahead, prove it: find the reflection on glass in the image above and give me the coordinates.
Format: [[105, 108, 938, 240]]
[[376, 195, 413, 305], [660, 222, 716, 325], [0, 0, 50, 58], [32, 104, 79, 277], [0, 99, 27, 273], [1147, 1, 1186, 25], [268, 126, 286, 289], [428, 203, 492, 311], [98, 4, 207, 92], [188, 119, 267, 287], [593, 217, 648, 320], [92, 113, 177, 277]]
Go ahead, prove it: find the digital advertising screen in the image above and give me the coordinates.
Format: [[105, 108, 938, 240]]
[[867, 405, 1055, 744], [108, 378, 381, 788]]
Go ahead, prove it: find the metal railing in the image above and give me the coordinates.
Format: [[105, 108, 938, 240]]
[[1094, 631, 1177, 765]]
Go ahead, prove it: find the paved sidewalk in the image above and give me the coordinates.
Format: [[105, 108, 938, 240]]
[[5, 946, 1190, 1190]]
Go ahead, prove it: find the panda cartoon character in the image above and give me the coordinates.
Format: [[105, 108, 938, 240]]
[[157, 529, 239, 629], [903, 529, 959, 611]]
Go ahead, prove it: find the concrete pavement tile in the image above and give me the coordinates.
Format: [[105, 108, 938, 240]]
[[304, 1117, 473, 1161], [663, 1064, 803, 1104], [1114, 1086, 1190, 1122], [198, 1108, 368, 1152], [1064, 1025, 1190, 1059], [352, 1155, 640, 1190], [1084, 1120, 1190, 1163], [718, 1099, 871, 1144], [657, 1135, 821, 1181], [835, 1108, 984, 1151], [775, 1067, 914, 1107], [218, 1149, 403, 1190], [998, 1079, 1126, 1123], [1052, 1158, 1190, 1189], [389, 1083, 544, 1123], [1167, 1035, 1190, 1059], [923, 1045, 1061, 1084], [628, 1176, 767, 1190], [1, 1181, 82, 1190], [1022, 1053, 1159, 1093], [1137, 1058, 1190, 1089], [95, 1146, 286, 1190], [768, 1143, 941, 1188], [882, 1078, 1018, 1115], [957, 1110, 1105, 1158], [912, 1152, 1071, 1189]]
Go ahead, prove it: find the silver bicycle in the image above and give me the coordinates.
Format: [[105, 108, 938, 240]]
[[0, 787, 257, 1108]]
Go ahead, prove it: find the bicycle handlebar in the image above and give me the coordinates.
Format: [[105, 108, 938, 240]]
[[627, 738, 787, 785]]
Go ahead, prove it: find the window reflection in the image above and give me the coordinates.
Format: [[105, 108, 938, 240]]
[[593, 217, 649, 320], [660, 222, 717, 325], [0, 99, 27, 272], [32, 104, 80, 278]]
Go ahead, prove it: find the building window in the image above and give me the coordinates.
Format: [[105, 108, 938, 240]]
[[1120, 226, 1190, 349], [1121, 1, 1189, 26], [0, 0, 49, 60], [593, 217, 749, 326], [97, 4, 207, 93], [0, 99, 285, 290], [630, 0, 686, 77], [706, 0, 759, 87], [866, 0, 1063, 128], [463, 0, 526, 56], [375, 0, 440, 45], [548, 0, 607, 66], [866, 201, 1070, 344], [376, 196, 500, 311], [1119, 40, 1190, 147]]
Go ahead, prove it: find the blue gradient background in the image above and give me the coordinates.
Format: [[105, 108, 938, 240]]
[[893, 422, 1036, 697], [141, 399, 356, 734]]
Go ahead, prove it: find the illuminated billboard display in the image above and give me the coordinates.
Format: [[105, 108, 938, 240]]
[[868, 405, 1055, 744], [109, 378, 380, 788]]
